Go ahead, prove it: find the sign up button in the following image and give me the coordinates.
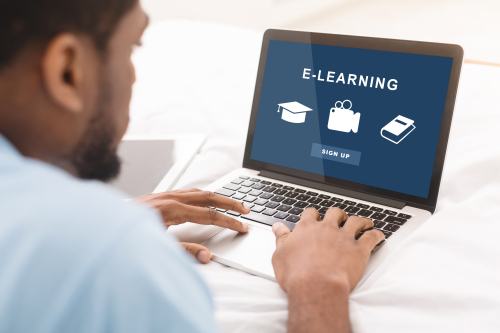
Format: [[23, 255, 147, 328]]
[[311, 143, 361, 166]]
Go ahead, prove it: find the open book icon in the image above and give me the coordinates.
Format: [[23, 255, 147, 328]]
[[381, 115, 416, 144]]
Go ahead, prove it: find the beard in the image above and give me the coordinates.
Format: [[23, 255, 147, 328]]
[[67, 81, 121, 182]]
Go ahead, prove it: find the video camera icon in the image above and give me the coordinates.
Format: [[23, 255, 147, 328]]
[[327, 100, 361, 133]]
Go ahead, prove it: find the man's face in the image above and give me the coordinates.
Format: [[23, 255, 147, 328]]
[[68, 3, 148, 181]]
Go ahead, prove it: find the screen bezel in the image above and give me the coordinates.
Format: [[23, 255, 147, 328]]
[[243, 29, 463, 212]]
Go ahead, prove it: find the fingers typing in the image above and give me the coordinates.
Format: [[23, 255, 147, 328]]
[[357, 229, 385, 251], [341, 216, 374, 236], [323, 207, 348, 226], [180, 204, 249, 233]]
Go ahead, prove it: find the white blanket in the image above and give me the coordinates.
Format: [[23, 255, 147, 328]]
[[129, 20, 500, 333]]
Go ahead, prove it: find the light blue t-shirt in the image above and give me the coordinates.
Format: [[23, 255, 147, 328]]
[[0, 133, 218, 333]]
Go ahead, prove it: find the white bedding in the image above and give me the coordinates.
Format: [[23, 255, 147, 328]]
[[129, 21, 500, 333]]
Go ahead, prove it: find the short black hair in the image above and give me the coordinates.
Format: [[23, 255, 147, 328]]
[[0, 0, 138, 69]]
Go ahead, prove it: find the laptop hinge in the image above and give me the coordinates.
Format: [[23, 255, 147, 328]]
[[258, 170, 406, 210]]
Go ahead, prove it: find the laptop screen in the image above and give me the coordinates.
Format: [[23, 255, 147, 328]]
[[250, 40, 454, 199]]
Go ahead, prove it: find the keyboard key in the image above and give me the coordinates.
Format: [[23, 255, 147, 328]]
[[384, 210, 397, 216], [383, 223, 400, 232], [215, 188, 235, 197], [223, 183, 241, 191], [344, 200, 357, 206], [265, 201, 279, 209], [286, 215, 300, 223], [356, 203, 370, 209], [371, 213, 387, 220], [262, 186, 277, 193], [334, 203, 348, 210], [383, 231, 393, 239], [272, 183, 283, 188], [374, 220, 386, 229], [249, 190, 263, 196], [282, 198, 297, 205], [260, 193, 273, 199], [252, 184, 265, 190], [283, 186, 295, 191], [320, 200, 335, 207], [274, 189, 287, 195], [296, 194, 311, 201], [318, 194, 331, 199], [390, 224, 400, 232], [397, 213, 412, 219], [262, 208, 277, 216], [254, 198, 268, 206], [306, 191, 318, 196], [289, 207, 303, 215], [277, 205, 292, 212], [331, 197, 344, 203], [345, 206, 360, 213], [319, 207, 328, 214], [231, 178, 244, 185], [251, 205, 266, 213], [270, 195, 285, 202], [249, 178, 261, 182], [284, 192, 299, 198], [239, 176, 250, 179], [241, 212, 295, 231], [307, 204, 321, 210], [369, 206, 384, 212], [294, 201, 309, 208], [319, 214, 325, 220], [241, 180, 255, 187], [238, 187, 251, 194], [232, 193, 246, 200], [385, 216, 407, 225], [216, 208, 227, 213], [275, 212, 290, 219], [227, 211, 241, 216], [260, 181, 272, 185], [243, 195, 257, 203], [308, 197, 323, 204], [294, 189, 306, 193], [357, 209, 373, 217]]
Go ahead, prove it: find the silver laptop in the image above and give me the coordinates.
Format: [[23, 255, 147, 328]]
[[183, 30, 463, 282]]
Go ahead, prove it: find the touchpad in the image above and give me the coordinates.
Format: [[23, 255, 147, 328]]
[[202, 224, 276, 279]]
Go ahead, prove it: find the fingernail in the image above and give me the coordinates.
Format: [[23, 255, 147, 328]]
[[197, 251, 209, 263], [242, 223, 249, 231], [272, 223, 280, 233], [243, 204, 251, 212]]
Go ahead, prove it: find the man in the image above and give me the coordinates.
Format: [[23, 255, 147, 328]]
[[0, 0, 384, 332]]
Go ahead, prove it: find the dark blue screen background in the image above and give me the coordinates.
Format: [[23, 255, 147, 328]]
[[250, 40, 453, 198]]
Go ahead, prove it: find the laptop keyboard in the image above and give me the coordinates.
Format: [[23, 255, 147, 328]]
[[213, 176, 413, 239]]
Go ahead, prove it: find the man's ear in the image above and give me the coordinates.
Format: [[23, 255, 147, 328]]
[[41, 34, 89, 113]]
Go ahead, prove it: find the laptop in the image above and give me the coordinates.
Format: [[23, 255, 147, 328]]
[[174, 29, 463, 282]]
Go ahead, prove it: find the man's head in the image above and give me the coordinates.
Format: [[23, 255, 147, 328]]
[[0, 0, 148, 181]]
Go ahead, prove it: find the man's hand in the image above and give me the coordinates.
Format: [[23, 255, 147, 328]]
[[134, 188, 251, 264], [272, 207, 384, 333]]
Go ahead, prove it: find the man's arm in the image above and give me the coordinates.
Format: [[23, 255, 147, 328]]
[[272, 208, 384, 333]]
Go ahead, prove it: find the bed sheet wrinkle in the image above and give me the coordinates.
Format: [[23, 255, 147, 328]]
[[129, 20, 500, 333]]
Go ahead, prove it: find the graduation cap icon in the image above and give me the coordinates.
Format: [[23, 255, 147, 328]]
[[277, 101, 313, 124]]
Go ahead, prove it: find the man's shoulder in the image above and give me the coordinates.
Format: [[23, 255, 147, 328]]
[[1, 154, 161, 237]]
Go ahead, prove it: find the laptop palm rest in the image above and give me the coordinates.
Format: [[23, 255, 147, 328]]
[[202, 224, 277, 281]]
